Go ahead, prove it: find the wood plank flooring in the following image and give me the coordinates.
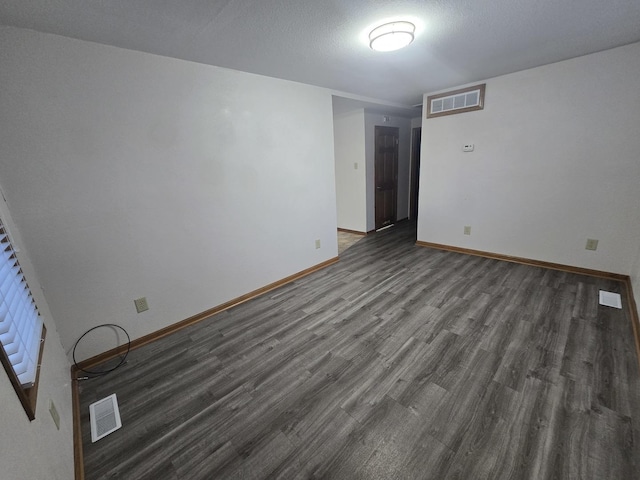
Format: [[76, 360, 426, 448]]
[[78, 221, 640, 479], [337, 230, 365, 255]]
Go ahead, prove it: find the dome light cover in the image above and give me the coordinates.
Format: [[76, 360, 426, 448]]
[[369, 21, 415, 52]]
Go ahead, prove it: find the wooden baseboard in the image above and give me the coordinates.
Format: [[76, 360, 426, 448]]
[[69, 239, 640, 478], [623, 279, 640, 372], [415, 241, 628, 281], [337, 228, 366, 236], [415, 240, 640, 371], [72, 256, 339, 373], [71, 375, 84, 480], [71, 256, 338, 479]]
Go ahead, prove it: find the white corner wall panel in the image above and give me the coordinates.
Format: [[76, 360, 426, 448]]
[[0, 27, 338, 361], [632, 242, 640, 303], [0, 196, 74, 480], [333, 108, 367, 232], [417, 42, 640, 275]]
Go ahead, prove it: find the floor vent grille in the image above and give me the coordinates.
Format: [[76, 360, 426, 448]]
[[599, 290, 622, 309], [89, 393, 122, 443]]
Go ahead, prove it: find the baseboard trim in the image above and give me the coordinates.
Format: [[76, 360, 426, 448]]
[[74, 256, 339, 373], [416, 240, 640, 370], [337, 228, 367, 236], [623, 279, 640, 372], [415, 241, 628, 281], [71, 255, 338, 479], [71, 375, 84, 480]]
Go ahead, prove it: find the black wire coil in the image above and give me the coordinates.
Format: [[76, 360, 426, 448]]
[[72, 323, 131, 377]]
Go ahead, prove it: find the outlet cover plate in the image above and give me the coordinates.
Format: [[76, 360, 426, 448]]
[[134, 297, 149, 313], [49, 399, 60, 430], [464, 226, 471, 235], [585, 239, 599, 251]]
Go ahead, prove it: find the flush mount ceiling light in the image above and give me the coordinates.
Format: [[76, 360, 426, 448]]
[[369, 21, 415, 52]]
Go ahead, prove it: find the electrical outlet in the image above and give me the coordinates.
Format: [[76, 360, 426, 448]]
[[585, 239, 599, 251], [464, 226, 471, 235], [315, 239, 321, 249], [49, 399, 60, 430], [134, 297, 149, 313]]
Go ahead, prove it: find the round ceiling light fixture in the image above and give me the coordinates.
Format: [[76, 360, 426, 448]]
[[369, 21, 416, 52]]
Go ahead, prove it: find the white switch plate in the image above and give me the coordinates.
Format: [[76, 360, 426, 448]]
[[463, 144, 474, 152], [464, 226, 471, 235], [315, 239, 321, 249]]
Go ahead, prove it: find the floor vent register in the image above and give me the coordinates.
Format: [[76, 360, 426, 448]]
[[599, 290, 622, 309], [89, 393, 122, 443]]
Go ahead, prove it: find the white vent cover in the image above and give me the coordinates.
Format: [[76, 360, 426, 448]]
[[431, 90, 480, 115], [599, 290, 622, 309], [426, 84, 486, 118], [89, 393, 122, 442]]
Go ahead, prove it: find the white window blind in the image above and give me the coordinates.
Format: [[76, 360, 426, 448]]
[[0, 220, 43, 388]]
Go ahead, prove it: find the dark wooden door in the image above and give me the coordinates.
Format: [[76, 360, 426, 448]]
[[375, 126, 399, 230]]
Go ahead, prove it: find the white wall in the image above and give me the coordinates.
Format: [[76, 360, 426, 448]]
[[632, 243, 640, 304], [417, 42, 640, 274], [0, 27, 338, 361], [0, 197, 74, 480], [364, 113, 412, 231], [333, 108, 367, 232], [408, 116, 423, 221]]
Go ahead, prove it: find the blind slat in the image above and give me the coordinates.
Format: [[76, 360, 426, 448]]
[[0, 218, 42, 388]]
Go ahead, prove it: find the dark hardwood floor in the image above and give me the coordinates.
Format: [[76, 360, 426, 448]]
[[78, 222, 640, 479]]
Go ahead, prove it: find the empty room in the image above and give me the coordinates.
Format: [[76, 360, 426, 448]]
[[1, 1, 640, 479]]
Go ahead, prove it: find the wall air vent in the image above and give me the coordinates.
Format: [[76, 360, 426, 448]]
[[89, 393, 122, 442], [427, 84, 485, 119]]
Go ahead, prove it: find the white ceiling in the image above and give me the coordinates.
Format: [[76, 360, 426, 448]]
[[2, 0, 640, 109]]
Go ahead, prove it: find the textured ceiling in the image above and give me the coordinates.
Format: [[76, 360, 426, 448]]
[[1, 0, 640, 108]]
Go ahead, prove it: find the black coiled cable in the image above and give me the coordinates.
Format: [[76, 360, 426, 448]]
[[72, 323, 131, 377]]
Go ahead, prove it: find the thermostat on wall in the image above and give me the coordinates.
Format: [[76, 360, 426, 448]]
[[463, 144, 474, 152]]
